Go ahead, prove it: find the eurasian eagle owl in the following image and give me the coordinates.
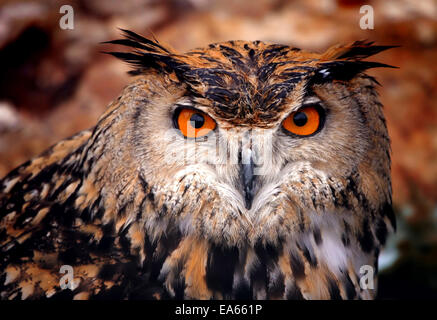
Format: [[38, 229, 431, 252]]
[[0, 30, 396, 300]]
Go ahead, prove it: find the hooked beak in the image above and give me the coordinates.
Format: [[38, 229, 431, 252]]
[[240, 147, 255, 210]]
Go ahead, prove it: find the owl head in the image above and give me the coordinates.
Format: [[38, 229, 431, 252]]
[[101, 31, 395, 252], [0, 29, 397, 300]]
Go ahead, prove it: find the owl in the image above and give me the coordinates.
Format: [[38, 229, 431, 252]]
[[0, 30, 396, 300]]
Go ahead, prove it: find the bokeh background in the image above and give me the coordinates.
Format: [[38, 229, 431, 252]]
[[0, 0, 436, 299]]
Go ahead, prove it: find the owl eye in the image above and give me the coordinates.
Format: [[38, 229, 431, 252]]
[[175, 107, 216, 138], [282, 105, 323, 136]]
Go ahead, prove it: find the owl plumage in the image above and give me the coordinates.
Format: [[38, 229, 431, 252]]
[[0, 30, 396, 300]]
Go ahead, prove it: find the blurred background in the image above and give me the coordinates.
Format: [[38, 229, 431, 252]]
[[0, 0, 436, 299]]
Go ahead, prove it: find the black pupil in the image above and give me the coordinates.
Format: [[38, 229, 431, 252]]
[[190, 113, 205, 129], [293, 112, 308, 127]]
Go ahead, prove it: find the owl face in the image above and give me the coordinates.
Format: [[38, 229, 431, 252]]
[[110, 37, 393, 248], [0, 31, 395, 300]]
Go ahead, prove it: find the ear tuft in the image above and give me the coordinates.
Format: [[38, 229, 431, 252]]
[[322, 40, 399, 61], [312, 41, 398, 83], [103, 29, 183, 76]]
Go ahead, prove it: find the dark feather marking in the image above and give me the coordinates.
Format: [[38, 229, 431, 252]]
[[374, 247, 380, 274], [118, 28, 170, 53], [375, 217, 388, 246], [79, 117, 119, 170], [357, 218, 375, 253], [98, 262, 130, 282], [0, 160, 31, 186], [289, 249, 305, 280], [345, 172, 374, 220], [1, 230, 34, 265], [233, 280, 252, 300], [257, 63, 279, 82], [0, 229, 7, 243], [300, 244, 317, 267], [283, 66, 315, 73], [58, 245, 92, 266], [313, 227, 322, 245], [341, 219, 351, 247], [343, 272, 357, 299], [336, 41, 399, 60], [327, 278, 342, 300], [205, 87, 240, 105], [152, 232, 183, 296], [261, 45, 289, 60], [381, 202, 396, 231], [205, 244, 239, 296], [50, 289, 75, 300], [285, 282, 304, 300], [219, 45, 243, 58], [311, 61, 396, 84], [52, 178, 84, 227], [252, 242, 282, 298], [268, 270, 285, 298], [248, 48, 255, 60], [79, 194, 102, 223]]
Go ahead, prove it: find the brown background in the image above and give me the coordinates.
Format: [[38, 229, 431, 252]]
[[0, 0, 436, 298]]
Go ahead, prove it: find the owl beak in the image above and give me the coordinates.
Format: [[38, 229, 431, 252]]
[[241, 148, 255, 210]]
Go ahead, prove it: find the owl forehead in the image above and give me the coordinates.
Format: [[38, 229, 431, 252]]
[[110, 32, 395, 128], [179, 41, 320, 128]]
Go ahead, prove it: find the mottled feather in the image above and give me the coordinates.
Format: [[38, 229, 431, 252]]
[[1, 31, 395, 300]]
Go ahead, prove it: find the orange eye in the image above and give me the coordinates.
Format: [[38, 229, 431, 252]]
[[282, 106, 322, 136], [176, 108, 216, 138]]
